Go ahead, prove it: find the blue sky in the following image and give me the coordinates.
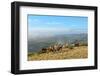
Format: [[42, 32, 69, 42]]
[[28, 15, 88, 37]]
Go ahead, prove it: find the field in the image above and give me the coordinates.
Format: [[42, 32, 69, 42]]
[[28, 46, 88, 61]]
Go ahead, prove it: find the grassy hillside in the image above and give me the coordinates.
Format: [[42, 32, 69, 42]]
[[28, 46, 88, 61]]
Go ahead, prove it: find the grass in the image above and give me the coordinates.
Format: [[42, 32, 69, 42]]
[[28, 46, 88, 61]]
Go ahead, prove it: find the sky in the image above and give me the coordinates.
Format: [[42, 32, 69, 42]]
[[28, 15, 88, 38]]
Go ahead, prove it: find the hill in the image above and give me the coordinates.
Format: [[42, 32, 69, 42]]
[[28, 46, 88, 61]]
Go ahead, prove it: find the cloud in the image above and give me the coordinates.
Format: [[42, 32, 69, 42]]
[[28, 27, 87, 40], [28, 27, 71, 39], [46, 22, 61, 25], [29, 27, 70, 33], [32, 19, 39, 22], [28, 19, 40, 24]]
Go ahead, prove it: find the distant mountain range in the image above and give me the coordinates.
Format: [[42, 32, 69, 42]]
[[28, 33, 88, 52]]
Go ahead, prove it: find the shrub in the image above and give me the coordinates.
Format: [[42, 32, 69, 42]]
[[28, 53, 35, 56], [68, 44, 74, 49], [80, 42, 88, 46], [38, 50, 47, 54]]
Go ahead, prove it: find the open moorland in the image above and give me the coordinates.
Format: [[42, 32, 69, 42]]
[[28, 43, 88, 61]]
